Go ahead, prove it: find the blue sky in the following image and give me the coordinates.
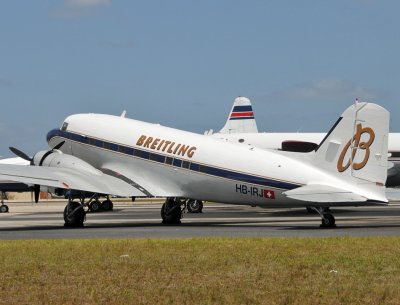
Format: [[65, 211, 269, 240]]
[[0, 0, 399, 157]]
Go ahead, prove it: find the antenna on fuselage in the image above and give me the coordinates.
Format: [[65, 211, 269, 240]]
[[121, 110, 127, 118]]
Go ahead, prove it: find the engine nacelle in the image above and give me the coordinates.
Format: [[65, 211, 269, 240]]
[[32, 150, 101, 175]]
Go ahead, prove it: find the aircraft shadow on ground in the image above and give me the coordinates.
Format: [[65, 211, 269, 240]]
[[1, 217, 400, 233]]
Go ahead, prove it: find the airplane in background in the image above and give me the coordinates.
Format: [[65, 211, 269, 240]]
[[0, 157, 31, 212], [211, 97, 400, 187], [0, 101, 390, 228]]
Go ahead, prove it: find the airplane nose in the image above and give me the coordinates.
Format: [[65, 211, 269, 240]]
[[46, 128, 60, 143]]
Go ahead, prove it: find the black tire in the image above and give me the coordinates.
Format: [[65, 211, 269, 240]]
[[64, 201, 85, 227], [161, 200, 182, 224], [0, 205, 9, 213], [102, 199, 113, 211], [187, 200, 203, 213], [89, 200, 101, 213], [321, 213, 335, 228]]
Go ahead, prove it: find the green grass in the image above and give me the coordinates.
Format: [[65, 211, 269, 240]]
[[1, 237, 400, 305]]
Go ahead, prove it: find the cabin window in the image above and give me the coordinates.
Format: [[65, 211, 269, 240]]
[[149, 153, 165, 163], [199, 165, 208, 173], [118, 145, 126, 153], [103, 142, 110, 150], [165, 157, 173, 165], [173, 159, 182, 167], [182, 161, 190, 169], [190, 163, 199, 171], [61, 122, 68, 131]]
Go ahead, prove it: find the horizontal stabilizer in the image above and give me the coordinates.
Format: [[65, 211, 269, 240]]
[[283, 184, 368, 203]]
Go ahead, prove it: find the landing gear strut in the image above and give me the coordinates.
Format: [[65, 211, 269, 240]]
[[161, 198, 185, 224], [309, 207, 336, 228], [0, 192, 9, 213]]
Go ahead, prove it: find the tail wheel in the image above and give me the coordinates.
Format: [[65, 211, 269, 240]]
[[187, 199, 203, 213]]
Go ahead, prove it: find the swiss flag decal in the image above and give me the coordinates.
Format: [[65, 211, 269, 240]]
[[263, 189, 275, 199]]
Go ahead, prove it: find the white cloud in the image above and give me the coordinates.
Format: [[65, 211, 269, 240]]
[[66, 0, 112, 8], [52, 0, 111, 18], [264, 78, 381, 104]]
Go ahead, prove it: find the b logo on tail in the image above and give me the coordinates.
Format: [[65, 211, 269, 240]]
[[337, 123, 375, 172]]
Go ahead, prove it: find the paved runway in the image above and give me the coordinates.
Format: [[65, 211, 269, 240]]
[[1, 199, 400, 239]]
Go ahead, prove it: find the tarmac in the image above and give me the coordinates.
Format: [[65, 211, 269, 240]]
[[1, 198, 400, 240]]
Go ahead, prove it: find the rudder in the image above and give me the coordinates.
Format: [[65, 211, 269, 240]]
[[312, 102, 389, 200]]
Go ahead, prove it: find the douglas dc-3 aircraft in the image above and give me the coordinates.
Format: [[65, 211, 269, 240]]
[[212, 97, 400, 187], [0, 102, 390, 228]]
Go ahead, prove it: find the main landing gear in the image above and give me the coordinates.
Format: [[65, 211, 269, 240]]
[[161, 198, 205, 223], [161, 198, 186, 224], [64, 200, 85, 227], [88, 196, 114, 213], [63, 193, 114, 227], [0, 192, 9, 213], [308, 207, 336, 228]]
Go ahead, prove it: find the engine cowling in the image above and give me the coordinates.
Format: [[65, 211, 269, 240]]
[[32, 150, 101, 175]]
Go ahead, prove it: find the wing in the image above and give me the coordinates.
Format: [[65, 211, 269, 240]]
[[283, 184, 378, 203], [100, 162, 184, 197], [0, 164, 146, 197]]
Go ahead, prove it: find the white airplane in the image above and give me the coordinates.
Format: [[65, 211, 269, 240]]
[[212, 97, 400, 187], [0, 157, 32, 212], [0, 102, 390, 228]]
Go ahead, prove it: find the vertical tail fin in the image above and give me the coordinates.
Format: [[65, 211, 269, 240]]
[[312, 102, 389, 201], [219, 97, 258, 134]]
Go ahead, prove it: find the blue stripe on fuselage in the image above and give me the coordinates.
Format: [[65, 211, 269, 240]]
[[47, 129, 300, 191]]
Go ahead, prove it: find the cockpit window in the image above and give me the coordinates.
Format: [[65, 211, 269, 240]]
[[61, 122, 68, 131]]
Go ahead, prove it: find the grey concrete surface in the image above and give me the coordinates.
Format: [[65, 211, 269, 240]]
[[1, 199, 400, 239]]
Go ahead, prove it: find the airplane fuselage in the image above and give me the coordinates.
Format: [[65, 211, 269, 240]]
[[46, 113, 384, 208]]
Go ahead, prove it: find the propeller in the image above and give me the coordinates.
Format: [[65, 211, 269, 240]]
[[9, 141, 66, 203], [9, 147, 32, 162]]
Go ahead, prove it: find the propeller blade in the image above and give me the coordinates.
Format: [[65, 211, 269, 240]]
[[34, 184, 40, 203], [53, 141, 65, 150], [9, 147, 32, 162]]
